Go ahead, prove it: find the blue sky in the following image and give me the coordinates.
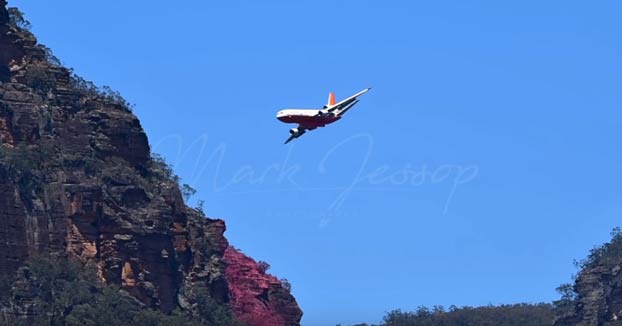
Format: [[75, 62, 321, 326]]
[[11, 1, 622, 325]]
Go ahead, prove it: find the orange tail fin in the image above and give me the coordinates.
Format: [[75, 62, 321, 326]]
[[327, 92, 336, 106]]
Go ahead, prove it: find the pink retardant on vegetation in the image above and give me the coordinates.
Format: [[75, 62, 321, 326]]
[[224, 246, 301, 326]]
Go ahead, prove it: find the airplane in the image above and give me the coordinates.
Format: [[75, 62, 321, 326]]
[[276, 88, 371, 144]]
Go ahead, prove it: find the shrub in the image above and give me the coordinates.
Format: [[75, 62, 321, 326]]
[[193, 288, 244, 326], [181, 183, 197, 202], [0, 144, 50, 204], [195, 199, 206, 216], [257, 261, 270, 274], [578, 227, 622, 270], [132, 309, 200, 326], [37, 45, 62, 66], [280, 278, 292, 292], [23, 64, 56, 94], [7, 7, 31, 30], [101, 85, 134, 110], [8, 255, 99, 325], [66, 72, 134, 111], [69, 71, 100, 98], [1, 256, 241, 326], [65, 287, 142, 326], [2, 143, 45, 171], [383, 304, 554, 326], [150, 153, 180, 185]]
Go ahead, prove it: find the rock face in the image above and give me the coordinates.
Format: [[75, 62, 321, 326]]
[[558, 266, 622, 326], [0, 3, 301, 325], [225, 247, 303, 326], [554, 232, 622, 326]]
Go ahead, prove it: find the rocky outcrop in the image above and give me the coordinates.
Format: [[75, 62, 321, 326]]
[[554, 232, 622, 326], [554, 265, 622, 326], [0, 3, 301, 324], [225, 247, 303, 326]]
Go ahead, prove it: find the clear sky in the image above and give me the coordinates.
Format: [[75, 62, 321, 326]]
[[11, 1, 622, 325]]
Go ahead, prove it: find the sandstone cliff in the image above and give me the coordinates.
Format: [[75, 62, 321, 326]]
[[0, 2, 302, 324], [225, 247, 303, 326], [554, 229, 622, 326]]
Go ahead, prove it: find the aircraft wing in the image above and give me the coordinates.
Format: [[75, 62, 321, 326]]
[[336, 99, 359, 116], [284, 134, 299, 144], [324, 88, 371, 114]]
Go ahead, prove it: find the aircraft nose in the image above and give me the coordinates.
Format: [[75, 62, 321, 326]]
[[276, 110, 289, 121]]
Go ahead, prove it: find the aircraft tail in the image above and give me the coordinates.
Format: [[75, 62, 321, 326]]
[[327, 92, 336, 107]]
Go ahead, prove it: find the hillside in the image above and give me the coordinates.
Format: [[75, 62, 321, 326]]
[[0, 2, 301, 325]]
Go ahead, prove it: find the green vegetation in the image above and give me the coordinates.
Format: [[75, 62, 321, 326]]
[[8, 6, 130, 109], [195, 199, 206, 216], [280, 278, 292, 292], [150, 153, 208, 216], [23, 64, 56, 94], [257, 261, 271, 274], [101, 85, 135, 110], [182, 183, 197, 201], [338, 305, 555, 326], [577, 227, 622, 271], [150, 153, 180, 185], [7, 7, 31, 30], [0, 143, 50, 171], [68, 71, 134, 111], [378, 304, 554, 326], [552, 228, 622, 324], [0, 256, 242, 326], [0, 143, 54, 205], [191, 288, 245, 326], [38, 45, 63, 66], [553, 283, 577, 318]]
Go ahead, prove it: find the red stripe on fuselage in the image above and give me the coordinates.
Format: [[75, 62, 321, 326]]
[[278, 114, 341, 128]]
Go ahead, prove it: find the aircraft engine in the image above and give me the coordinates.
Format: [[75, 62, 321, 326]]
[[289, 128, 305, 136]]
